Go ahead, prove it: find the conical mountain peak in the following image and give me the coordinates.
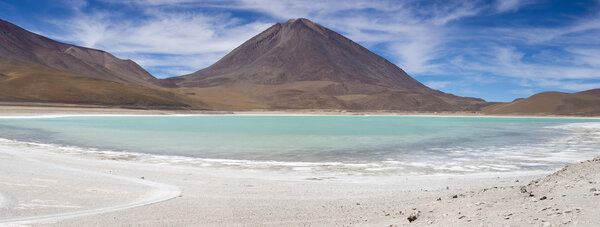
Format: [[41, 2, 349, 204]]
[[168, 18, 486, 110], [0, 17, 487, 110], [284, 18, 317, 26], [280, 18, 330, 37]]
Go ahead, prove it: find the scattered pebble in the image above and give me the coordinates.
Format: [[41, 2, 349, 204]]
[[520, 186, 527, 193], [140, 176, 144, 179], [590, 188, 597, 192], [407, 211, 420, 223], [436, 197, 442, 201], [540, 196, 547, 200], [452, 195, 458, 199]]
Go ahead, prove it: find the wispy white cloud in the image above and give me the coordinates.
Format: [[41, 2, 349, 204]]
[[509, 89, 537, 96], [425, 81, 452, 89], [496, 0, 533, 13], [33, 0, 600, 100], [47, 2, 271, 77], [48, 0, 484, 78], [448, 45, 600, 91], [232, 0, 483, 74]]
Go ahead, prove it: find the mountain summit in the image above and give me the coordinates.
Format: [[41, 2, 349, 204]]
[[168, 18, 485, 110], [0, 17, 486, 110]]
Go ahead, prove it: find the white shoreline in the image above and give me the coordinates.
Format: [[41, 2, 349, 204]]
[[1, 112, 599, 225], [0, 118, 598, 179], [0, 192, 7, 209], [0, 113, 599, 119], [0, 145, 181, 225], [1, 132, 598, 226], [0, 137, 570, 182]]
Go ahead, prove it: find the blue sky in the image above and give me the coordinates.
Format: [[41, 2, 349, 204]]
[[1, 0, 599, 102]]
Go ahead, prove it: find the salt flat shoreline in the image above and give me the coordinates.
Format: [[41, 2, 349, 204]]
[[1, 102, 599, 118], [0, 110, 599, 226], [0, 137, 598, 226]]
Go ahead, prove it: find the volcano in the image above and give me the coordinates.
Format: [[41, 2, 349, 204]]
[[167, 18, 486, 110], [0, 17, 488, 111]]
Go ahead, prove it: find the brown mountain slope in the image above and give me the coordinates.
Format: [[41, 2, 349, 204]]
[[166, 18, 486, 111], [0, 19, 192, 108], [482, 89, 600, 116], [0, 19, 165, 87], [578, 89, 600, 97], [0, 61, 192, 108]]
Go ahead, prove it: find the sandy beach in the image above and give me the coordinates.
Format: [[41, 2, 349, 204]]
[[0, 105, 599, 226]]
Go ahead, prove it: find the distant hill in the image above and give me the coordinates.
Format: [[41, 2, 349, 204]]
[[578, 89, 600, 97], [0, 19, 190, 108], [166, 18, 487, 111], [482, 89, 600, 116]]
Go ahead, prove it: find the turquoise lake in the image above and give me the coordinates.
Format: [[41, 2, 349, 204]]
[[0, 115, 599, 174]]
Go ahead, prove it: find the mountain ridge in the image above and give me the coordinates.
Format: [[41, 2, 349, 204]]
[[482, 89, 600, 116], [0, 18, 175, 87], [0, 18, 190, 108], [6, 17, 595, 115], [166, 18, 487, 111]]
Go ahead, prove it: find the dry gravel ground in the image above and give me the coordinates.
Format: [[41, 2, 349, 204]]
[[403, 157, 600, 226]]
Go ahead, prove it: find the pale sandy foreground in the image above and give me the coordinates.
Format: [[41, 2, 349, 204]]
[[0, 105, 599, 226], [0, 138, 598, 226]]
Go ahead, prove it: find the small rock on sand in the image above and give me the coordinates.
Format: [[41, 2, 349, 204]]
[[407, 211, 420, 223]]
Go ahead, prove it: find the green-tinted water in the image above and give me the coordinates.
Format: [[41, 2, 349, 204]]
[[0, 115, 599, 174]]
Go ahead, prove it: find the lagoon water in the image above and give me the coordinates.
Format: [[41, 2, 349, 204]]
[[0, 115, 599, 175]]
